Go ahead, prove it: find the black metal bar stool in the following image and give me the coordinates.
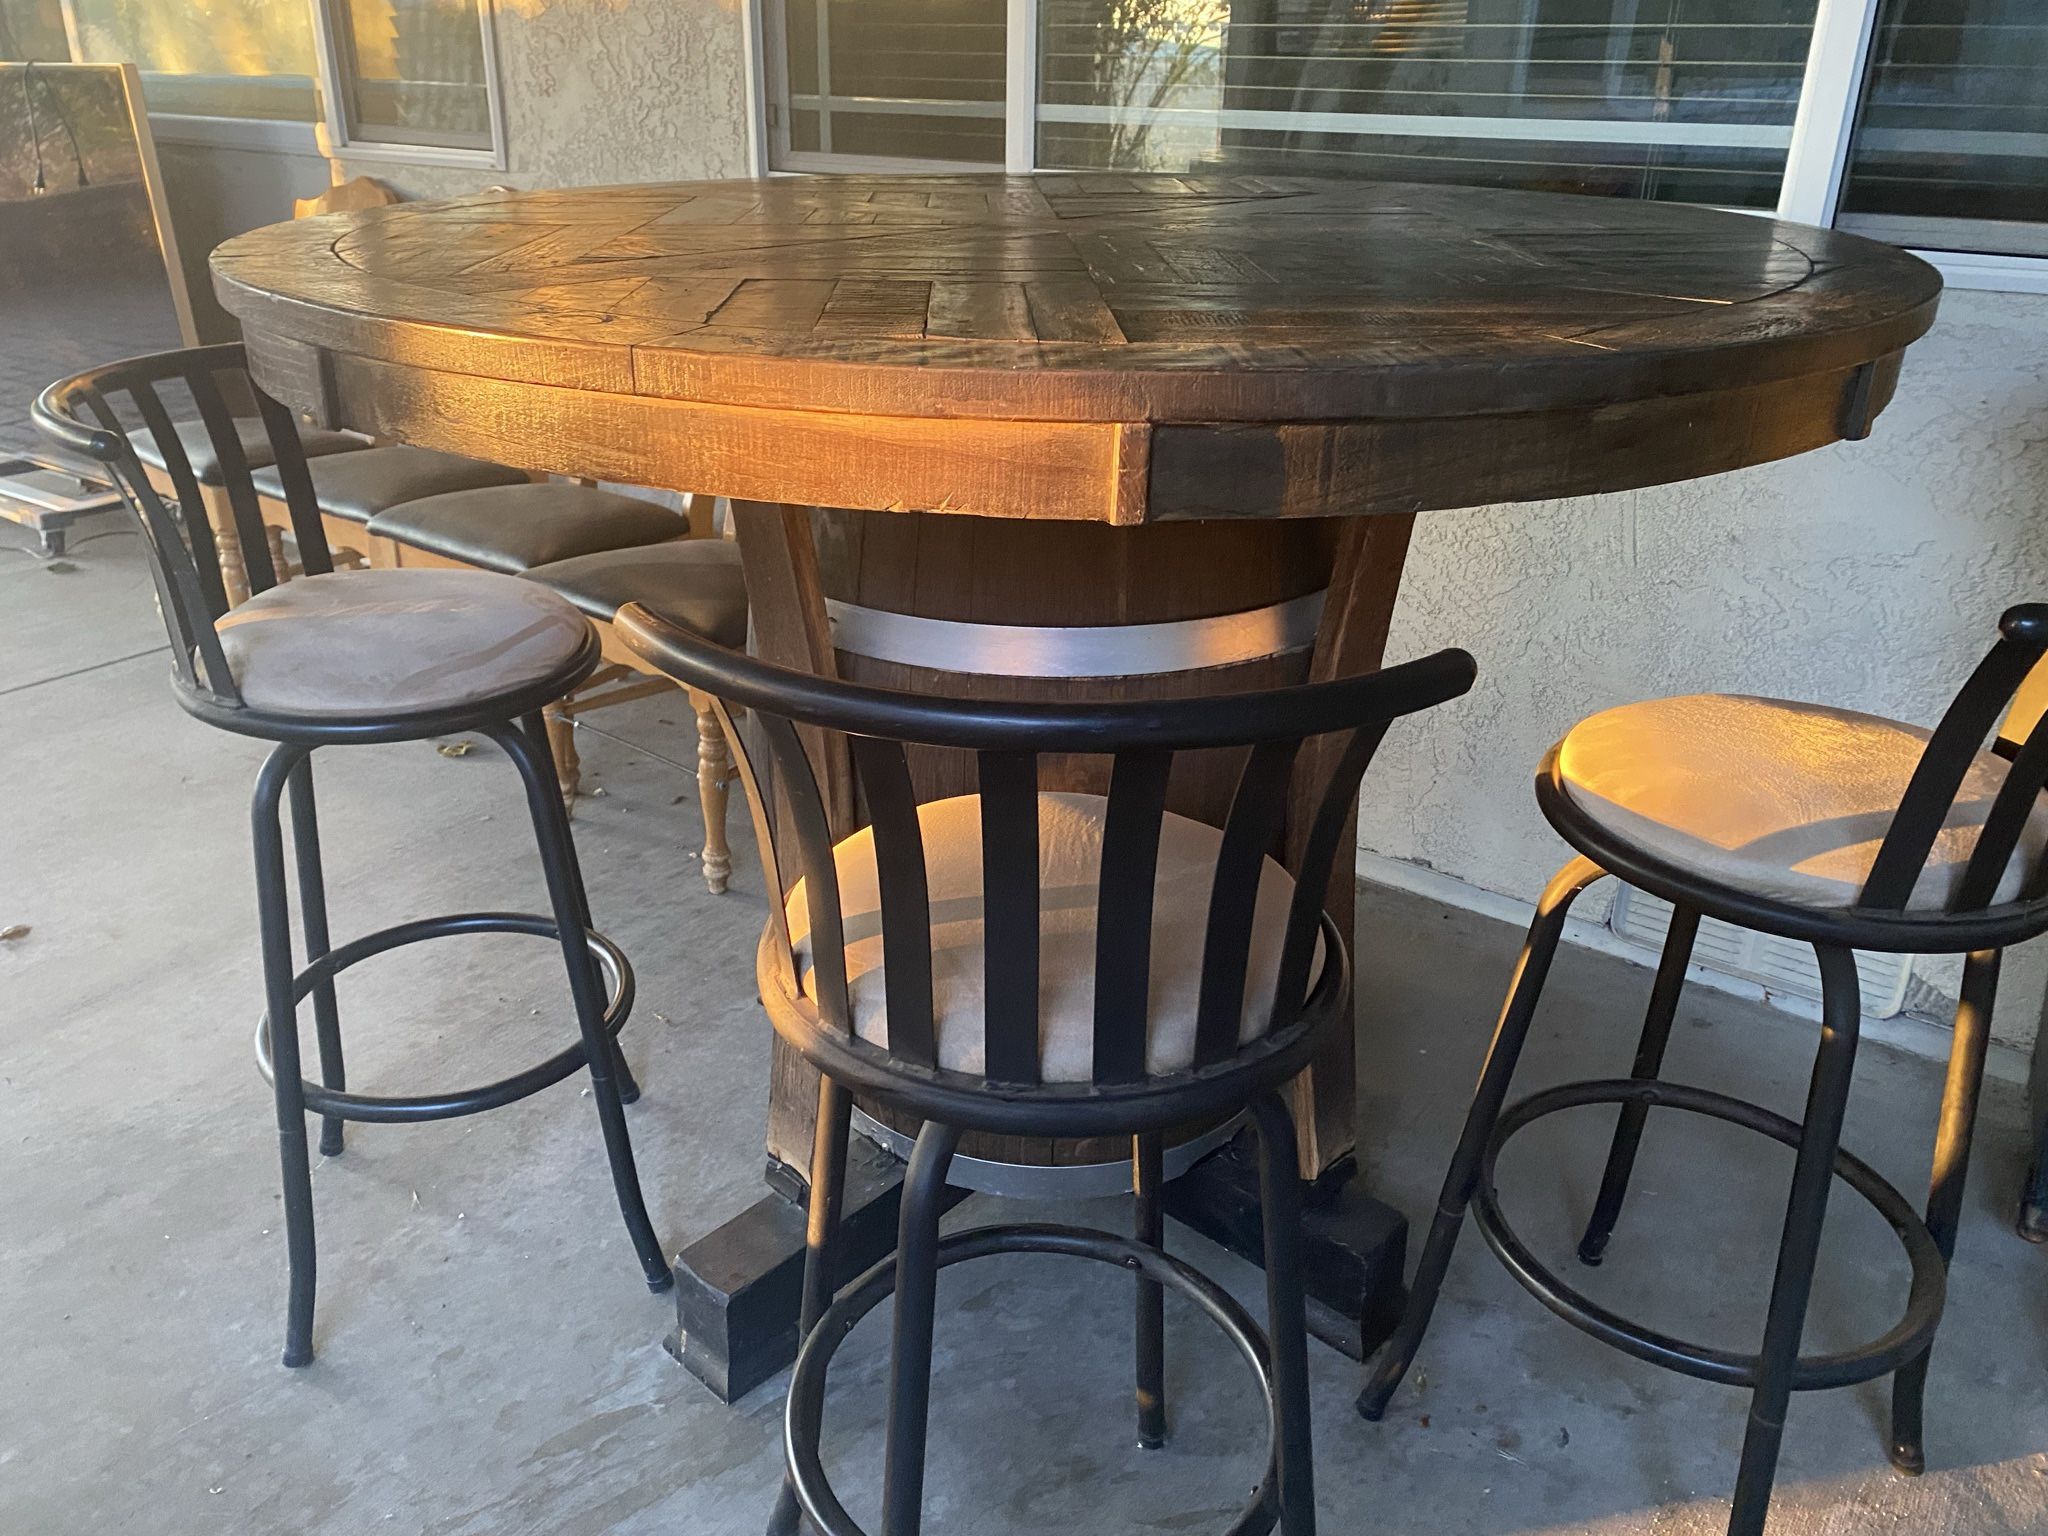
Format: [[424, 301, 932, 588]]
[[1358, 605, 2048, 1536], [618, 601, 1475, 1536], [35, 344, 672, 1367]]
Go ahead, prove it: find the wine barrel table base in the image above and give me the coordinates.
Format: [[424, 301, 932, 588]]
[[213, 173, 1940, 1403]]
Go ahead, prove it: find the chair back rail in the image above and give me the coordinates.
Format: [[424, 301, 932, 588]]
[[35, 343, 335, 709], [620, 602, 1474, 1091], [1861, 604, 2048, 914]]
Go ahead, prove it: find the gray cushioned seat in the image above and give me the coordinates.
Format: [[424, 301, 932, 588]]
[[1555, 693, 2048, 911], [364, 482, 688, 574], [524, 539, 748, 648], [249, 446, 527, 524], [214, 568, 591, 720], [133, 416, 363, 484], [785, 792, 1319, 1082]]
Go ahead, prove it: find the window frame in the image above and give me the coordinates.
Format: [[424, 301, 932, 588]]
[[748, 0, 2047, 293], [60, 0, 509, 171]]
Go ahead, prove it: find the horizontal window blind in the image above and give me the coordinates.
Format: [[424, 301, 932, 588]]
[[1836, 0, 2048, 257]]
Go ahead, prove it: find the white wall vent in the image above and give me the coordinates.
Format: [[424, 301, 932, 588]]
[[1608, 885, 1912, 1019]]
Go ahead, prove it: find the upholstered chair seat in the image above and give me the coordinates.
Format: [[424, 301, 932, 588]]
[[214, 568, 592, 720], [249, 445, 527, 524], [784, 791, 1315, 1082], [364, 483, 688, 573], [1556, 693, 2048, 911], [134, 415, 363, 483], [525, 539, 749, 647]]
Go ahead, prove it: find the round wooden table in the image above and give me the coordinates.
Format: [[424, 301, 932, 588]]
[[213, 173, 1941, 1396]]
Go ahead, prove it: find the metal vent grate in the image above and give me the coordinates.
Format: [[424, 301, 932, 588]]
[[1609, 886, 1912, 1019]]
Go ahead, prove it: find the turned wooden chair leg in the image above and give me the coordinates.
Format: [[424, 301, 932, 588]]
[[265, 525, 292, 583], [544, 704, 582, 804], [691, 688, 733, 894], [201, 485, 251, 605]]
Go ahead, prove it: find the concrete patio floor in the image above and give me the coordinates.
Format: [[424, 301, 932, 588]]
[[5, 522, 2047, 1535]]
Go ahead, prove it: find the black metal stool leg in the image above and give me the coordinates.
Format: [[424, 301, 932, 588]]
[[520, 710, 643, 1106], [881, 1120, 962, 1536], [1889, 947, 1998, 1476], [490, 723, 670, 1292], [1727, 945, 1863, 1536], [1134, 1131, 1167, 1450], [1358, 856, 1605, 1420], [772, 1075, 854, 1536], [254, 744, 319, 1367], [1250, 1092, 1315, 1536], [1578, 904, 1700, 1265], [285, 756, 348, 1158]]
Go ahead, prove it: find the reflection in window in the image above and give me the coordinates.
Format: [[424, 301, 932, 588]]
[[333, 0, 492, 150], [781, 0, 1006, 164], [1035, 0, 1821, 208], [67, 0, 320, 120], [1836, 0, 2048, 257]]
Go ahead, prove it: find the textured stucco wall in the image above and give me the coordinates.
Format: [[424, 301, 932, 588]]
[[1358, 288, 2048, 1045], [332, 0, 751, 199]]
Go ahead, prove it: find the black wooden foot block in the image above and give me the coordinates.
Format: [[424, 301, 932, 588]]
[[663, 1137, 966, 1402], [1163, 1132, 1409, 1361]]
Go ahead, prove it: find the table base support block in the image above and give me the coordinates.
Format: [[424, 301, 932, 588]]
[[1163, 1131, 1408, 1360], [663, 1137, 965, 1402]]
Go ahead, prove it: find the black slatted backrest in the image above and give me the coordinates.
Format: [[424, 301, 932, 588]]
[[618, 603, 1476, 1088], [1860, 604, 2048, 913], [33, 344, 335, 708]]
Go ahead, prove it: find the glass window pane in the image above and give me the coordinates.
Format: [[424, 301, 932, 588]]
[[1036, 0, 1819, 208], [68, 0, 319, 121], [336, 0, 492, 150], [1836, 0, 2048, 257], [776, 0, 1004, 166]]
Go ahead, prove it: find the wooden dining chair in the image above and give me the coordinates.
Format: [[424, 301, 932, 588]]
[[617, 599, 1475, 1536], [36, 343, 672, 1366], [1359, 605, 2048, 1536]]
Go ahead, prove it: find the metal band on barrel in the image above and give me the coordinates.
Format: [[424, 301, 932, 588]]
[[823, 590, 1327, 679]]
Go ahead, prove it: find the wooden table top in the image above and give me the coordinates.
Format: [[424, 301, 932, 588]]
[[213, 175, 1941, 524]]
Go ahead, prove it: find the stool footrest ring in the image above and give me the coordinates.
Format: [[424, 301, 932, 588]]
[[253, 911, 633, 1123], [1472, 1077, 1945, 1392], [785, 1222, 1282, 1536]]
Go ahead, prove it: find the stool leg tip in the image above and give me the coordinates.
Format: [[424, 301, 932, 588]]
[[1575, 1237, 1607, 1267], [282, 1344, 313, 1369], [318, 1127, 345, 1158], [1889, 1442, 1926, 1477], [646, 1266, 675, 1294]]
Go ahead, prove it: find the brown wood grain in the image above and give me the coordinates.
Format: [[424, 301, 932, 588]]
[[216, 174, 1941, 436]]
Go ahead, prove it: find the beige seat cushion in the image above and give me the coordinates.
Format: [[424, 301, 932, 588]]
[[364, 482, 687, 573], [215, 568, 590, 720], [786, 792, 1317, 1082], [1557, 694, 2048, 911], [249, 446, 527, 524], [525, 539, 749, 647]]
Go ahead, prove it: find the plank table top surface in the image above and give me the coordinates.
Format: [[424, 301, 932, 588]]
[[213, 174, 1942, 524]]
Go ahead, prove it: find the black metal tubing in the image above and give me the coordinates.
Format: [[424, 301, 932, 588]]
[[1357, 857, 1606, 1421], [1134, 1131, 1167, 1451], [1470, 1077, 1946, 1392], [1578, 904, 1700, 1266], [783, 1221, 1284, 1536], [252, 912, 634, 1122]]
